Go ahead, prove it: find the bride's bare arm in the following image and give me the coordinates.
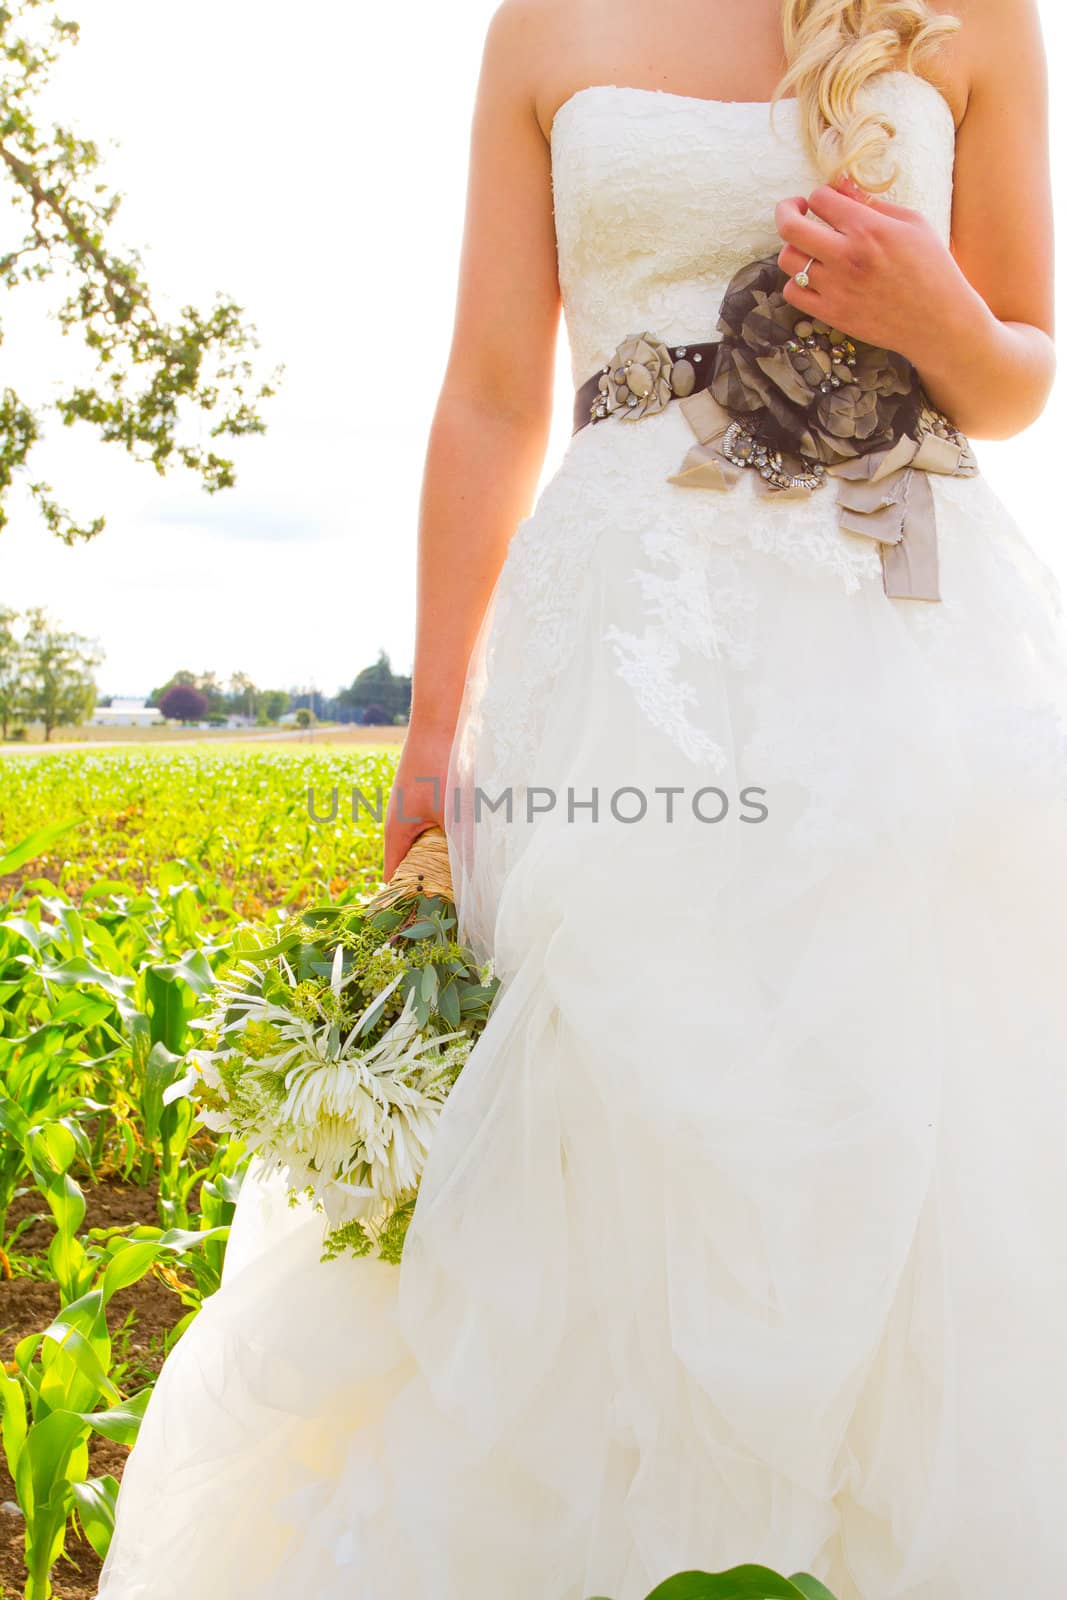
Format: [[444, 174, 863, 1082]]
[[903, 0, 1054, 435], [385, 1, 560, 875], [775, 0, 1054, 440]]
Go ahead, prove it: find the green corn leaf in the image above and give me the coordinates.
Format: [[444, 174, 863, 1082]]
[[788, 1578, 840, 1600], [0, 1089, 29, 1144], [141, 1041, 186, 1143], [99, 1239, 163, 1303], [0, 1363, 28, 1480], [15, 1407, 87, 1515], [38, 1323, 118, 1415], [77, 1385, 152, 1446], [158, 1222, 231, 1252], [151, 950, 216, 997], [0, 915, 49, 951], [0, 818, 85, 878], [143, 966, 186, 1053], [25, 1494, 74, 1599], [72, 1472, 120, 1560], [38, 955, 136, 1006], [641, 1568, 813, 1600], [79, 879, 139, 901]]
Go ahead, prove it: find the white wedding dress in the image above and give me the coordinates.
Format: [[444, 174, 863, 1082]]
[[98, 72, 1067, 1600]]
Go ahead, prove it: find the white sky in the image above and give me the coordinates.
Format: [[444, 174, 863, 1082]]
[[0, 0, 1063, 699]]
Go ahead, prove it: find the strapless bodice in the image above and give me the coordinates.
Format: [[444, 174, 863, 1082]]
[[549, 71, 956, 385]]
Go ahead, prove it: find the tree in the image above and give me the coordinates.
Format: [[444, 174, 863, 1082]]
[[158, 683, 208, 723], [20, 606, 100, 738], [0, 604, 22, 737], [0, 1, 277, 542], [259, 688, 288, 722], [338, 651, 412, 721], [228, 671, 257, 719], [150, 670, 225, 715]]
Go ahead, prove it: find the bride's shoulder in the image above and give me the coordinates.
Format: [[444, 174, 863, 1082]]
[[481, 0, 605, 143], [924, 0, 1048, 124], [481, 0, 569, 62], [478, 0, 573, 127]]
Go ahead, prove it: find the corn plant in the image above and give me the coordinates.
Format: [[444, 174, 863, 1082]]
[[1, 1221, 229, 1599], [592, 1572, 839, 1600], [0, 749, 396, 1591]]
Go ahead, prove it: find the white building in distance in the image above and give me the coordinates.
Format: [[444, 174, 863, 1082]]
[[89, 698, 165, 728]]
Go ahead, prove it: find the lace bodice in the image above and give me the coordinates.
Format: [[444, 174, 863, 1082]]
[[550, 71, 956, 385]]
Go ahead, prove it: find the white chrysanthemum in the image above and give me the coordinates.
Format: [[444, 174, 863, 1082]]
[[175, 965, 470, 1221]]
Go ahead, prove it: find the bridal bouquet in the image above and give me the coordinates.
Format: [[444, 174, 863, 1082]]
[[168, 827, 498, 1262]]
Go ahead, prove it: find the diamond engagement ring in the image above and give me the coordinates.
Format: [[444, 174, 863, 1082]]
[[793, 256, 816, 290]]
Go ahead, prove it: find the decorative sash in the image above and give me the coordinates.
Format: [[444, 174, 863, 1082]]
[[574, 254, 978, 603]]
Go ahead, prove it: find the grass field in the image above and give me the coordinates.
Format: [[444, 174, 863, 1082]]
[[0, 744, 399, 1599]]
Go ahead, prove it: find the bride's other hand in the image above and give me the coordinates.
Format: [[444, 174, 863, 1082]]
[[772, 0, 1054, 440], [774, 181, 962, 358]]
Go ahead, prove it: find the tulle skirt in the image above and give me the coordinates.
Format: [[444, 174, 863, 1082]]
[[98, 401, 1067, 1600]]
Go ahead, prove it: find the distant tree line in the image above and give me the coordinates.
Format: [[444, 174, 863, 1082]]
[[0, 628, 412, 739], [145, 670, 292, 727], [0, 606, 100, 741], [150, 651, 411, 727]]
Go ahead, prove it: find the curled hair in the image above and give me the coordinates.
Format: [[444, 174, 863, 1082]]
[[774, 0, 960, 190]]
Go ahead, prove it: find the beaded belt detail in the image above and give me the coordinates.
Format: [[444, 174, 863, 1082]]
[[569, 255, 978, 604], [572, 337, 720, 433]]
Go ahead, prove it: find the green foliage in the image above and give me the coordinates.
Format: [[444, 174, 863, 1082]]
[[15, 607, 101, 740], [587, 1571, 838, 1600], [0, 746, 397, 1593], [337, 649, 412, 722], [0, 607, 100, 741], [0, 0, 277, 542]]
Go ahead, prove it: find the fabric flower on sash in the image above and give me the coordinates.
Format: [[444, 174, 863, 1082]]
[[667, 254, 978, 602]]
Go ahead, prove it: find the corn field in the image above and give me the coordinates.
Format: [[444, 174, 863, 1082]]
[[0, 748, 394, 1599]]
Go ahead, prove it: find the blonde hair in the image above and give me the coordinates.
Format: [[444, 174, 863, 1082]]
[[774, 0, 960, 190]]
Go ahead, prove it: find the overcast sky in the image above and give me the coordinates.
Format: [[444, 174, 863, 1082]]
[[0, 1, 1063, 698]]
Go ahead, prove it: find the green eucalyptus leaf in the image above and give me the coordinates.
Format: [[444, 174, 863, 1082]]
[[437, 978, 461, 1029]]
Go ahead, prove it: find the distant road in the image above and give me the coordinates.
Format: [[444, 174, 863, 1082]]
[[0, 725, 406, 756]]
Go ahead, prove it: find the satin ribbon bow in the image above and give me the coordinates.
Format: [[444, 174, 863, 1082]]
[[668, 388, 978, 602]]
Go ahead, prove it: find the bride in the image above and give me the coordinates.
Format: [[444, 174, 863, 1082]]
[[99, 1, 1065, 1597]]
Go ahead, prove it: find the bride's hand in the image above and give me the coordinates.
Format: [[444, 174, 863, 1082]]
[[383, 722, 453, 879], [774, 177, 966, 362]]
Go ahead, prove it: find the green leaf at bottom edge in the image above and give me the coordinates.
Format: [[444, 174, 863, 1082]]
[[641, 1568, 814, 1600], [788, 1577, 840, 1600]]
